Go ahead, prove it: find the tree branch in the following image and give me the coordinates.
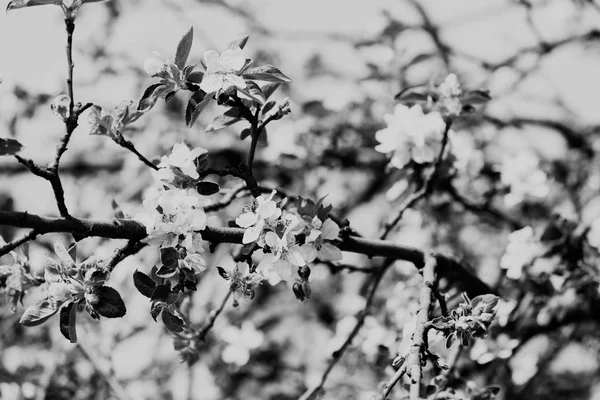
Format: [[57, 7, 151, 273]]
[[0, 229, 39, 257], [407, 254, 436, 399], [0, 210, 493, 296]]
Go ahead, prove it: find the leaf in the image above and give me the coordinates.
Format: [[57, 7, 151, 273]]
[[59, 302, 78, 343], [205, 108, 243, 132], [53, 239, 75, 267], [92, 286, 126, 318], [246, 81, 266, 104], [261, 83, 281, 99], [196, 181, 220, 196], [175, 26, 194, 70], [133, 270, 156, 298], [151, 284, 171, 303], [161, 309, 185, 333], [185, 90, 212, 128], [160, 247, 179, 270], [242, 65, 292, 83], [20, 298, 59, 327], [111, 199, 125, 219], [186, 71, 204, 84], [165, 91, 177, 103], [138, 83, 166, 112], [0, 138, 23, 156], [261, 100, 276, 116], [228, 35, 250, 50], [240, 128, 251, 140], [461, 89, 492, 105], [6, 0, 56, 12], [394, 85, 436, 102]]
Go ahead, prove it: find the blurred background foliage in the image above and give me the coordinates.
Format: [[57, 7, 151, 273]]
[[1, 0, 600, 399]]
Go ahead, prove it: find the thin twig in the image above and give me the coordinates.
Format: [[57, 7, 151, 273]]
[[77, 340, 132, 400], [298, 259, 394, 400], [380, 121, 453, 240], [0, 229, 39, 257], [118, 139, 158, 170], [195, 289, 232, 342], [105, 240, 147, 272], [203, 183, 249, 212], [379, 362, 407, 400]]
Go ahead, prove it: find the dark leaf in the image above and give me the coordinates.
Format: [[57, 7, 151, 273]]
[[92, 286, 126, 318], [261, 100, 276, 116], [111, 199, 125, 219], [166, 291, 179, 305], [216, 266, 230, 280], [20, 298, 59, 327], [133, 270, 156, 298], [0, 138, 23, 156], [243, 65, 292, 83], [205, 108, 243, 132], [174, 26, 194, 70], [59, 302, 78, 343], [161, 309, 185, 333], [195, 152, 209, 172], [261, 83, 281, 99], [156, 265, 178, 278], [185, 90, 212, 128], [138, 83, 166, 112], [461, 89, 492, 105], [150, 301, 163, 321], [151, 284, 171, 303], [165, 91, 177, 103], [160, 247, 179, 270], [395, 85, 436, 102], [228, 35, 250, 50], [186, 71, 204, 84], [196, 181, 220, 196], [240, 128, 251, 140]]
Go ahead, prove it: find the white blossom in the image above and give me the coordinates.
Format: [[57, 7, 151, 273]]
[[200, 48, 247, 94], [375, 104, 446, 169]]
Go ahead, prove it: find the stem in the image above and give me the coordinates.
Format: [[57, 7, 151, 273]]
[[246, 106, 262, 174], [407, 255, 437, 399], [195, 290, 232, 341], [119, 139, 158, 170], [298, 259, 393, 400], [380, 121, 452, 240]]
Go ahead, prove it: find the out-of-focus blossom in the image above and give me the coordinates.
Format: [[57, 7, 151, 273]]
[[501, 152, 549, 207], [500, 227, 545, 279], [470, 333, 520, 364], [587, 217, 600, 249], [437, 73, 463, 116], [221, 322, 264, 366], [375, 104, 446, 169], [200, 48, 247, 94]]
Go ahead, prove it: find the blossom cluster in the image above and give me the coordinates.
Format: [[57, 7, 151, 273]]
[[235, 192, 343, 284], [136, 143, 210, 282]]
